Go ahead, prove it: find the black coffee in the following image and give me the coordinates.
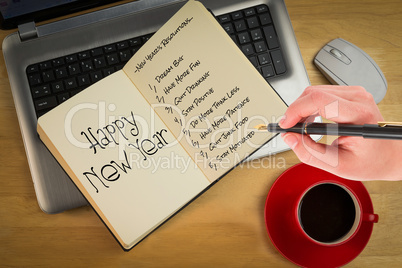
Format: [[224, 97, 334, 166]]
[[299, 183, 356, 243]]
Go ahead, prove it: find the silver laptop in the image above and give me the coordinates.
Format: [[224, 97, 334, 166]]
[[2, 0, 310, 214]]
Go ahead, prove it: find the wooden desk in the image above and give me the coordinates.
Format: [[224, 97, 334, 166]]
[[1, 0, 401, 266]]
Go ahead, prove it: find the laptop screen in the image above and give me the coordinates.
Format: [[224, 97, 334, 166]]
[[0, 0, 122, 29]]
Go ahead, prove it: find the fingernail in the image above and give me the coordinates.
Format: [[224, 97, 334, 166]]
[[278, 115, 286, 127], [283, 133, 298, 150]]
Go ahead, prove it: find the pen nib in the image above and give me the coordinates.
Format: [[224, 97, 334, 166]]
[[254, 124, 267, 131]]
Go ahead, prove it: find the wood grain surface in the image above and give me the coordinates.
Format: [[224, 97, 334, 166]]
[[1, 0, 401, 266]]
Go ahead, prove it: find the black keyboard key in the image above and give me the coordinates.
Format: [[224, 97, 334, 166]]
[[117, 41, 129, 50], [259, 13, 272, 25], [103, 67, 115, 77], [64, 78, 78, 90], [80, 60, 94, 72], [42, 70, 55, 83], [28, 73, 42, 86], [104, 44, 116, 53], [78, 51, 90, 60], [254, 41, 267, 53], [94, 56, 107, 69], [244, 8, 256, 17], [218, 14, 231, 23], [65, 54, 78, 63], [91, 48, 103, 57], [90, 71, 103, 83], [106, 54, 119, 65], [271, 50, 286, 74], [27, 64, 39, 74], [68, 63, 81, 75], [129, 37, 142, 47], [51, 81, 64, 93], [39, 61, 52, 70], [263, 25, 279, 49], [119, 50, 132, 62], [78, 74, 91, 87], [57, 92, 70, 103], [35, 96, 57, 111], [231, 11, 243, 20], [52, 58, 65, 67], [32, 84, 51, 98], [234, 20, 247, 32], [246, 16, 260, 28], [241, 44, 254, 56], [222, 23, 234, 34], [258, 53, 271, 65], [238, 32, 251, 45], [262, 65, 275, 78], [250, 29, 263, 41], [55, 67, 68, 79], [257, 5, 268, 13]]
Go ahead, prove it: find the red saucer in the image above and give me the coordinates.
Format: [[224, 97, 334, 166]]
[[265, 163, 377, 268]]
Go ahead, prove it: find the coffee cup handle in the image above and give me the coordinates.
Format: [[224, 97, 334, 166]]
[[363, 213, 379, 223]]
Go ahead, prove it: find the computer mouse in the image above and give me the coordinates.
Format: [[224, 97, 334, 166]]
[[314, 38, 387, 103]]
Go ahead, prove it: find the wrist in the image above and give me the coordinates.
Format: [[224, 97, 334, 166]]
[[383, 140, 402, 181]]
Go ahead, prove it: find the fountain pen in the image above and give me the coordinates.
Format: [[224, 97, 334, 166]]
[[255, 122, 402, 140]]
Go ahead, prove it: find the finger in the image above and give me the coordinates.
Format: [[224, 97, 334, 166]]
[[281, 91, 348, 128], [281, 88, 381, 128], [299, 85, 372, 103], [282, 133, 343, 174]]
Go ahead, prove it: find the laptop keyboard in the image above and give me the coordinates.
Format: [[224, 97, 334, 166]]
[[27, 4, 286, 118]]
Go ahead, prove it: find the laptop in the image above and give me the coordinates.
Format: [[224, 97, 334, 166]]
[[2, 0, 310, 214]]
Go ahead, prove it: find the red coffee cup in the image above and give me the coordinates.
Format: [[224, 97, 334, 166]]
[[265, 163, 379, 267]]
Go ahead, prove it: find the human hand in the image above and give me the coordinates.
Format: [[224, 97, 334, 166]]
[[280, 85, 402, 181]]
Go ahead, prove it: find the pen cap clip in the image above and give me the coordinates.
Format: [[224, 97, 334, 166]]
[[364, 123, 402, 140], [378, 121, 402, 127]]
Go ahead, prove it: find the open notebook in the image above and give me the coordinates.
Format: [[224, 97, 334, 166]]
[[37, 0, 287, 250]]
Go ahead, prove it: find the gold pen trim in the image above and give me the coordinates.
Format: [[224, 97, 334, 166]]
[[303, 122, 311, 135], [254, 124, 267, 131], [378, 121, 402, 127]]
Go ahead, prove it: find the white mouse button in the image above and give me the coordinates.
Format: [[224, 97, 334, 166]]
[[330, 48, 342, 58], [323, 45, 351, 65]]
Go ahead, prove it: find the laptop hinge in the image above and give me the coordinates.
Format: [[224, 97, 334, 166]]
[[18, 21, 38, 41]]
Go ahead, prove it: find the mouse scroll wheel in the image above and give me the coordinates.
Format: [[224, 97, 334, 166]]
[[330, 48, 342, 59]]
